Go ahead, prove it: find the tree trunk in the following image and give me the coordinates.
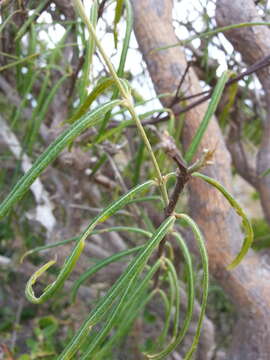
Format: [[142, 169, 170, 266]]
[[216, 0, 270, 225]]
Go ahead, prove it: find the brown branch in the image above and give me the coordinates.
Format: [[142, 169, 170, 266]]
[[108, 53, 270, 131], [178, 54, 270, 103], [98, 0, 109, 19], [67, 52, 86, 98], [140, 54, 270, 127], [153, 132, 193, 289], [169, 61, 193, 108]]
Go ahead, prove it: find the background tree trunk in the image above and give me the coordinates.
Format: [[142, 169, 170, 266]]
[[216, 0, 270, 225]]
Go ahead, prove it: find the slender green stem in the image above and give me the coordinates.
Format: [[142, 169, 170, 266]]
[[72, 0, 169, 206], [0, 53, 39, 72]]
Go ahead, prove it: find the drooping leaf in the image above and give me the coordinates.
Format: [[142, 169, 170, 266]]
[[57, 215, 175, 359], [192, 172, 253, 269], [25, 180, 156, 304], [0, 100, 121, 219]]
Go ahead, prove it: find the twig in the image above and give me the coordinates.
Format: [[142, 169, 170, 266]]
[[98, 0, 109, 19], [136, 54, 270, 127], [180, 54, 270, 102], [67, 52, 86, 98], [169, 61, 193, 108], [153, 132, 190, 288], [152, 132, 214, 288]]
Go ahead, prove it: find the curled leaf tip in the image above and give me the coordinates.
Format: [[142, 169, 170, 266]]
[[20, 250, 32, 263]]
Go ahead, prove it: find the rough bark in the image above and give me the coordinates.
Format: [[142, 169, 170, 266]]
[[131, 0, 270, 359], [216, 0, 270, 224]]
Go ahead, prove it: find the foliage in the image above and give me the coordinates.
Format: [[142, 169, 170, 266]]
[[0, 0, 260, 358]]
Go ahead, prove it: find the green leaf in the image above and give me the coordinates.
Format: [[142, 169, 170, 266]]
[[0, 10, 20, 34], [95, 0, 133, 138], [25, 180, 155, 304], [165, 259, 180, 339], [154, 289, 170, 346], [28, 73, 70, 152], [113, 0, 125, 48], [133, 141, 145, 186], [0, 99, 121, 219], [176, 214, 208, 360], [184, 71, 230, 163], [57, 215, 175, 360], [91, 119, 133, 145], [68, 77, 116, 123], [80, 0, 98, 101], [81, 261, 161, 359], [219, 80, 238, 128], [144, 232, 195, 359], [93, 276, 159, 359], [154, 22, 270, 52], [15, 0, 50, 42], [70, 244, 146, 303], [192, 172, 253, 269], [261, 168, 270, 177], [0, 53, 39, 72], [21, 226, 152, 263]]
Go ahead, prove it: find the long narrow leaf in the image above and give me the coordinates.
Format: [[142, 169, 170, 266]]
[[184, 71, 230, 163], [0, 100, 121, 219], [21, 226, 152, 263], [113, 0, 125, 47], [80, 0, 98, 101], [176, 214, 208, 360], [25, 180, 155, 304], [96, 0, 133, 138], [192, 172, 253, 269], [57, 215, 175, 360], [155, 289, 170, 347], [165, 259, 180, 339], [0, 53, 39, 72], [154, 22, 270, 51], [71, 244, 145, 303], [28, 74, 70, 152], [15, 0, 50, 41], [94, 284, 158, 360], [0, 10, 20, 33], [68, 78, 115, 123], [145, 232, 195, 359], [81, 260, 161, 359]]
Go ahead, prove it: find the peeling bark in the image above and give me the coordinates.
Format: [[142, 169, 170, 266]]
[[131, 0, 270, 358]]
